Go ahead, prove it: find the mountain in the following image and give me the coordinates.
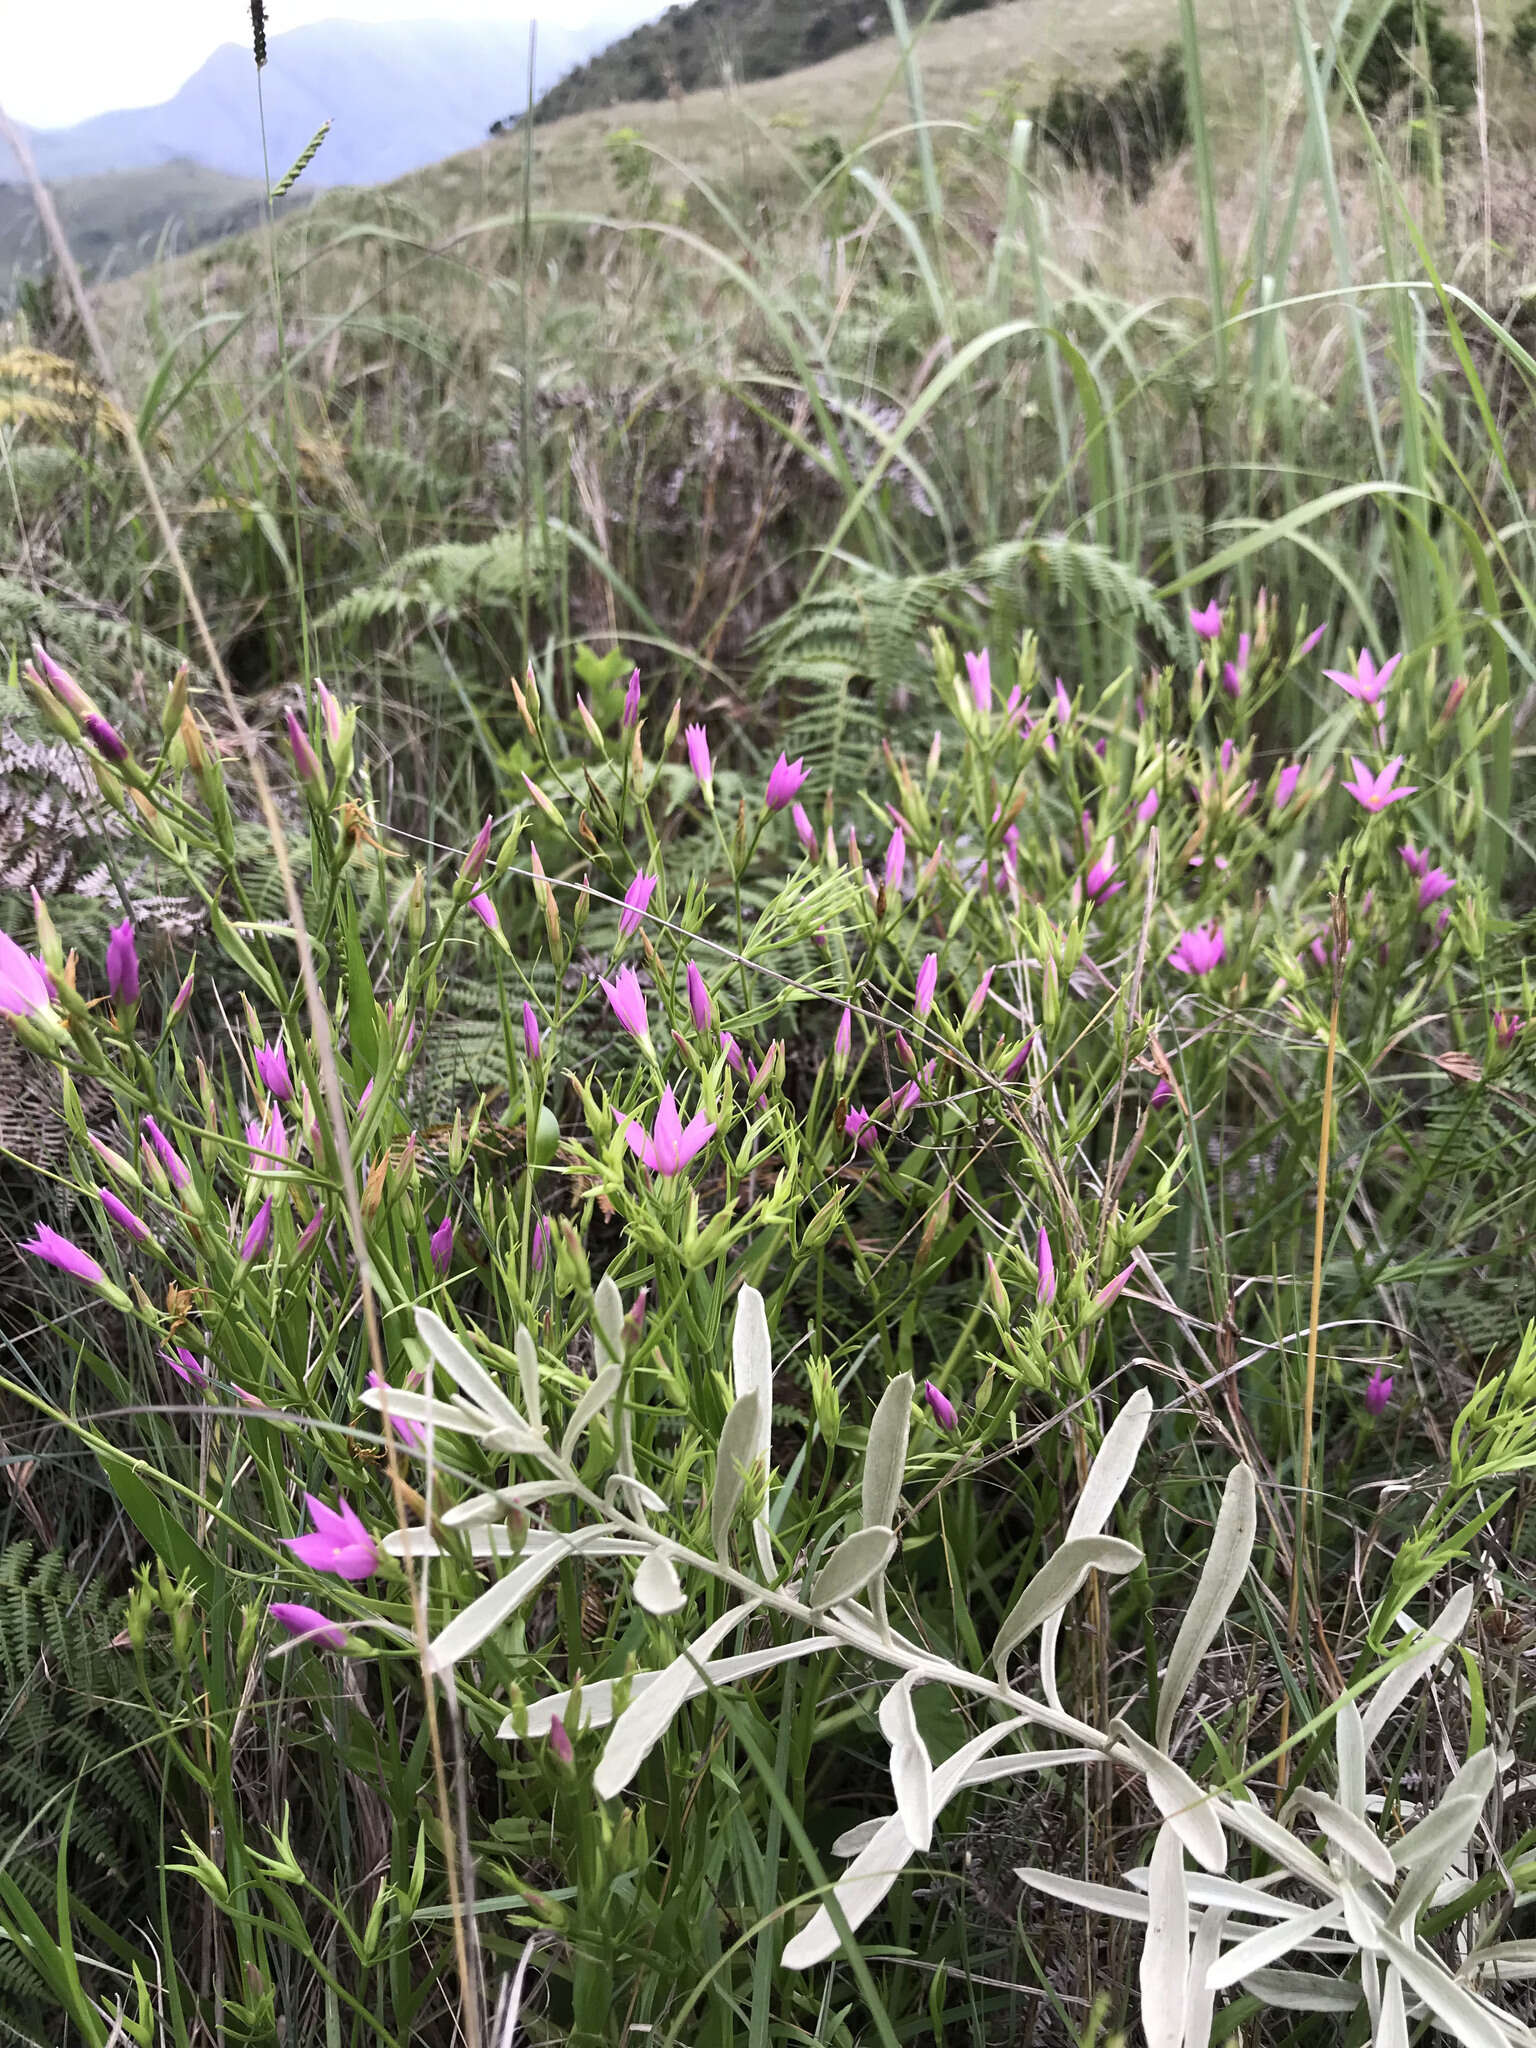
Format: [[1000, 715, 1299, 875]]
[[12, 15, 641, 192], [0, 164, 282, 297], [513, 0, 998, 128]]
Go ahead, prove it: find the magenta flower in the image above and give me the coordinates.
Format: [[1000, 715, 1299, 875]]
[[1222, 632, 1251, 698], [792, 803, 819, 856], [429, 1212, 454, 1276], [1189, 600, 1222, 640], [461, 815, 493, 885], [531, 1214, 551, 1272], [720, 1030, 744, 1073], [269, 1602, 348, 1652], [255, 1039, 293, 1102], [600, 965, 653, 1051], [285, 709, 322, 790], [846, 1107, 875, 1153], [884, 825, 906, 898], [686, 962, 713, 1034], [924, 1379, 958, 1430], [999, 1037, 1035, 1083], [765, 753, 807, 812], [29, 644, 94, 719], [621, 1086, 715, 1177], [1169, 924, 1227, 976], [548, 1717, 575, 1766], [316, 680, 344, 747], [1137, 787, 1160, 823], [685, 723, 713, 799], [469, 891, 501, 936], [1417, 868, 1454, 912], [1084, 838, 1121, 903], [619, 870, 657, 938], [283, 1495, 378, 1581], [1399, 845, 1429, 879], [164, 1345, 207, 1386], [23, 1224, 107, 1287], [915, 953, 938, 1018], [1325, 648, 1400, 709], [1364, 1369, 1394, 1418], [240, 1197, 274, 1263], [1494, 1010, 1523, 1049], [623, 667, 642, 729], [1273, 762, 1303, 813], [834, 1007, 852, 1059], [246, 1108, 289, 1169], [83, 711, 128, 762], [1093, 1263, 1136, 1311], [1149, 1076, 1175, 1108], [964, 649, 992, 714], [142, 1114, 192, 1193], [368, 1369, 426, 1450], [522, 1000, 541, 1058], [1036, 1225, 1056, 1307], [0, 932, 56, 1028], [1298, 623, 1326, 656], [1342, 755, 1416, 814], [295, 1209, 325, 1257], [106, 919, 139, 1005], [962, 967, 994, 1028], [98, 1187, 153, 1247], [1053, 677, 1073, 728]]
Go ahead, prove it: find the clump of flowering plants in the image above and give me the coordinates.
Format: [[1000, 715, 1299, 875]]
[[2, 609, 1534, 2046]]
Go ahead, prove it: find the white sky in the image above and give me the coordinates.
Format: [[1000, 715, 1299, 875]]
[[7, 2, 649, 128]]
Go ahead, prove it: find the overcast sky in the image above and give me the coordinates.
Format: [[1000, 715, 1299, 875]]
[[7, 1, 655, 128]]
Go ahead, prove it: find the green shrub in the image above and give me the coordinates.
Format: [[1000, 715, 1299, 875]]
[[1346, 0, 1477, 115], [1040, 46, 1189, 197]]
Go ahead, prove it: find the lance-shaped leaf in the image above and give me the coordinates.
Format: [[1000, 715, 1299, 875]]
[[862, 1372, 914, 1533], [1376, 1966, 1408, 2048], [878, 1675, 934, 1853], [1184, 1906, 1226, 2048], [593, 1275, 625, 1362], [1155, 1464, 1256, 1751], [1109, 1721, 1226, 1874], [502, 1634, 839, 1741], [807, 1526, 897, 1610], [384, 1525, 644, 1561], [1464, 1940, 1536, 1983], [415, 1307, 538, 1443], [1388, 1745, 1497, 1936], [1017, 1868, 1157, 1925], [839, 1746, 1100, 1858], [442, 1482, 584, 1525], [1041, 1389, 1154, 1708], [515, 1325, 542, 1432], [594, 1601, 758, 1800], [360, 1384, 497, 1439], [1337, 1698, 1367, 1821], [633, 1548, 686, 1615], [1296, 1792, 1397, 1885], [1377, 1927, 1513, 2048], [560, 1362, 623, 1463], [1140, 1824, 1189, 2048], [1204, 1901, 1345, 1992], [1220, 1796, 1341, 1893], [784, 1715, 1029, 1968], [995, 1535, 1141, 1674], [712, 1388, 764, 1562], [1126, 1867, 1333, 1926], [1240, 1969, 1361, 2014], [424, 1527, 614, 1675], [732, 1285, 775, 1576], [1360, 1585, 1474, 1750]]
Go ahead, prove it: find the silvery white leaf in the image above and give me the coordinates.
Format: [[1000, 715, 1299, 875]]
[[994, 1536, 1143, 1672], [1337, 1698, 1367, 1821], [807, 1526, 897, 1610], [1393, 1791, 1485, 1878], [833, 1817, 886, 1858], [1361, 1585, 1475, 1750], [1205, 1901, 1346, 1992], [414, 1308, 533, 1440], [784, 1715, 1029, 1968], [958, 1746, 1101, 1791], [560, 1362, 624, 1463], [1016, 1868, 1155, 1925], [515, 1325, 542, 1432], [1467, 1940, 1536, 1983], [1140, 1825, 1189, 2048], [442, 1482, 583, 1525], [878, 1675, 933, 1853], [502, 1633, 839, 1741], [1109, 1721, 1226, 1875], [1240, 1968, 1362, 2013], [1376, 1966, 1408, 2048], [712, 1388, 763, 1562], [384, 1526, 643, 1561], [604, 1473, 669, 1516], [359, 1385, 489, 1436], [423, 1527, 611, 1675], [633, 1548, 686, 1615], [593, 1275, 624, 1362], [862, 1373, 914, 1535], [1220, 1796, 1341, 1893], [1183, 1907, 1226, 2048], [1340, 1882, 1386, 1956], [1300, 1792, 1397, 1885], [1126, 1867, 1339, 1926], [593, 1602, 758, 1801], [732, 1285, 775, 1576], [1067, 1388, 1155, 1541], [1155, 1464, 1256, 1752], [1378, 1926, 1514, 2048]]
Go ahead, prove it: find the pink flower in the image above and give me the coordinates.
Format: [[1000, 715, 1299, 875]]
[[1169, 924, 1226, 976], [845, 1107, 875, 1153], [1084, 838, 1121, 903], [98, 1186, 153, 1247], [962, 967, 994, 1028], [1325, 648, 1400, 709], [429, 1213, 454, 1276], [999, 1037, 1035, 1083], [621, 1086, 715, 1177], [685, 723, 713, 798], [461, 815, 493, 885], [106, 919, 139, 1004], [522, 1001, 541, 1058], [1273, 762, 1302, 812], [368, 1369, 426, 1450], [1053, 677, 1072, 728], [915, 953, 938, 1018], [169, 966, 195, 1022], [283, 1495, 378, 1581], [84, 712, 128, 763], [1399, 844, 1429, 879], [1494, 1010, 1523, 1049], [834, 1007, 852, 1059], [142, 1114, 192, 1192], [285, 709, 322, 790], [964, 648, 991, 714], [600, 965, 652, 1051], [1364, 1369, 1394, 1418], [791, 803, 819, 856], [884, 825, 906, 898], [269, 1602, 348, 1652], [295, 1209, 325, 1257], [1222, 632, 1251, 698], [548, 1717, 575, 1766], [765, 753, 807, 812], [1342, 756, 1416, 813], [1093, 1263, 1135, 1311], [240, 1197, 274, 1262], [1036, 1225, 1056, 1306], [470, 891, 501, 936], [245, 1108, 289, 1170], [0, 932, 55, 1028], [531, 1215, 551, 1272], [316, 680, 344, 746], [1189, 600, 1222, 640], [29, 644, 94, 719], [255, 1039, 293, 1102], [924, 1380, 958, 1430], [623, 667, 641, 728], [1298, 623, 1326, 657], [1137, 787, 1160, 823], [720, 1030, 744, 1073], [1149, 1077, 1174, 1108], [164, 1345, 207, 1386], [686, 962, 713, 1034], [619, 870, 657, 938], [1417, 868, 1454, 912], [23, 1224, 106, 1288]]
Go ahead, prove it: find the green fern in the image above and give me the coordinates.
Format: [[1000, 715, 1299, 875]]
[[317, 531, 553, 638]]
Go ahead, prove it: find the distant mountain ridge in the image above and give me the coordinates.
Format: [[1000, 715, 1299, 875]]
[[12, 16, 635, 192]]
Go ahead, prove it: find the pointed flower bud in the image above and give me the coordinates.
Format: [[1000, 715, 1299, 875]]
[[686, 962, 713, 1035], [286, 710, 323, 792], [106, 918, 139, 1005], [1036, 1225, 1056, 1307], [522, 1000, 541, 1059], [461, 815, 493, 886], [623, 667, 642, 729], [429, 1212, 454, 1276], [923, 1379, 958, 1430], [765, 752, 807, 811]]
